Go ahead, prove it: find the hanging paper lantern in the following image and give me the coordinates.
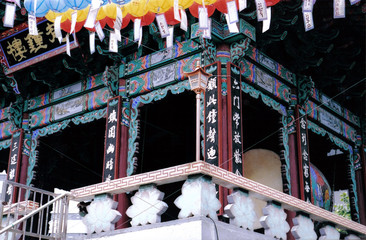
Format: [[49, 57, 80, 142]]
[[146, 0, 173, 14], [46, 0, 69, 13], [85, 18, 107, 31], [61, 19, 86, 32], [193, 0, 217, 5], [24, 0, 50, 17], [189, 2, 215, 18], [45, 10, 68, 22], [214, 0, 239, 13], [131, 11, 155, 26], [164, 7, 181, 25], [106, 13, 132, 28], [64, 0, 89, 10], [101, 3, 118, 19], [124, 0, 149, 17], [266, 0, 280, 6], [179, 0, 195, 9], [111, 0, 132, 4]]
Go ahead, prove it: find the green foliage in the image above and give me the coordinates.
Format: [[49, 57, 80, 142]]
[[334, 192, 351, 220]]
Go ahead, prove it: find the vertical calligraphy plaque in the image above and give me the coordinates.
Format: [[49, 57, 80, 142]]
[[5, 129, 24, 203], [103, 96, 122, 182], [204, 62, 222, 167], [296, 106, 312, 202], [227, 63, 244, 176]]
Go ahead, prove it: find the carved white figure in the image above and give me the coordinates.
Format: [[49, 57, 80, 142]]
[[126, 184, 168, 226], [319, 225, 340, 240], [174, 176, 221, 220], [345, 234, 361, 240], [82, 195, 121, 234], [224, 190, 257, 230], [291, 214, 317, 240], [260, 203, 290, 240]]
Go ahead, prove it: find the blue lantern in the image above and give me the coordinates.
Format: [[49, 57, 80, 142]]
[[46, 0, 69, 13], [64, 0, 89, 10], [24, 0, 50, 17]]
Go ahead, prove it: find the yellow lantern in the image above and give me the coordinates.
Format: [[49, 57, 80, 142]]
[[193, 0, 217, 5], [179, 0, 195, 9], [146, 0, 173, 14], [124, 0, 148, 17]]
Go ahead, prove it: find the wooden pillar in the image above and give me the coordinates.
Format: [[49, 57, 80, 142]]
[[116, 99, 130, 229]]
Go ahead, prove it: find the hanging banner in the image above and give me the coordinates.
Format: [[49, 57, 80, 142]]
[[296, 106, 313, 203], [227, 63, 244, 176], [204, 62, 222, 167], [103, 96, 122, 182], [5, 130, 24, 203], [0, 20, 77, 74]]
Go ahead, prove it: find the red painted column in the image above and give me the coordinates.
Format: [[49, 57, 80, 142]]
[[286, 114, 300, 240], [116, 100, 130, 229]]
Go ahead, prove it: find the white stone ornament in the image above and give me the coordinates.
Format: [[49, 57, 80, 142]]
[[126, 184, 168, 226], [82, 195, 121, 234], [224, 190, 257, 230], [260, 203, 290, 240], [291, 214, 317, 240], [174, 176, 221, 220], [345, 234, 361, 240], [319, 225, 340, 240]]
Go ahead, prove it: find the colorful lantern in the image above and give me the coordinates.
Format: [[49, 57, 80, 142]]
[[84, 18, 107, 31], [214, 0, 239, 13], [164, 7, 181, 25], [46, 0, 69, 13], [124, 0, 149, 17], [61, 19, 86, 32], [146, 0, 173, 13], [64, 0, 89, 10], [189, 2, 215, 18], [131, 12, 155, 26], [24, 0, 50, 17]]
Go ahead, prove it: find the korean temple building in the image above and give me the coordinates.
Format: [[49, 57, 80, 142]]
[[0, 0, 365, 239]]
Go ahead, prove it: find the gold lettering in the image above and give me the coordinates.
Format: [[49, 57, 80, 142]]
[[6, 38, 27, 62], [46, 23, 56, 43], [24, 32, 48, 54]]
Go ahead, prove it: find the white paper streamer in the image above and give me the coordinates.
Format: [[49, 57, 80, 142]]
[[89, 31, 95, 54], [303, 11, 314, 31], [334, 0, 345, 18], [4, 3, 16, 28], [156, 14, 170, 38], [109, 32, 118, 52], [238, 0, 247, 11], [115, 29, 121, 42], [180, 9, 188, 31], [174, 0, 180, 21], [227, 1, 239, 23], [166, 26, 174, 49], [202, 18, 212, 38], [95, 21, 105, 41], [70, 10, 77, 33], [73, 33, 78, 46], [84, 7, 99, 29], [66, 34, 71, 56], [262, 7, 271, 32], [302, 0, 313, 12], [199, 7, 208, 29], [255, 0, 267, 21], [115, 7, 123, 31], [134, 18, 141, 41], [225, 14, 239, 33], [28, 14, 38, 35], [91, 0, 101, 9], [349, 0, 360, 5], [55, 15, 63, 43], [138, 27, 142, 47]]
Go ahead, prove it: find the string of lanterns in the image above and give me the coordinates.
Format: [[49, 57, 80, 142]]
[[23, 0, 281, 33]]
